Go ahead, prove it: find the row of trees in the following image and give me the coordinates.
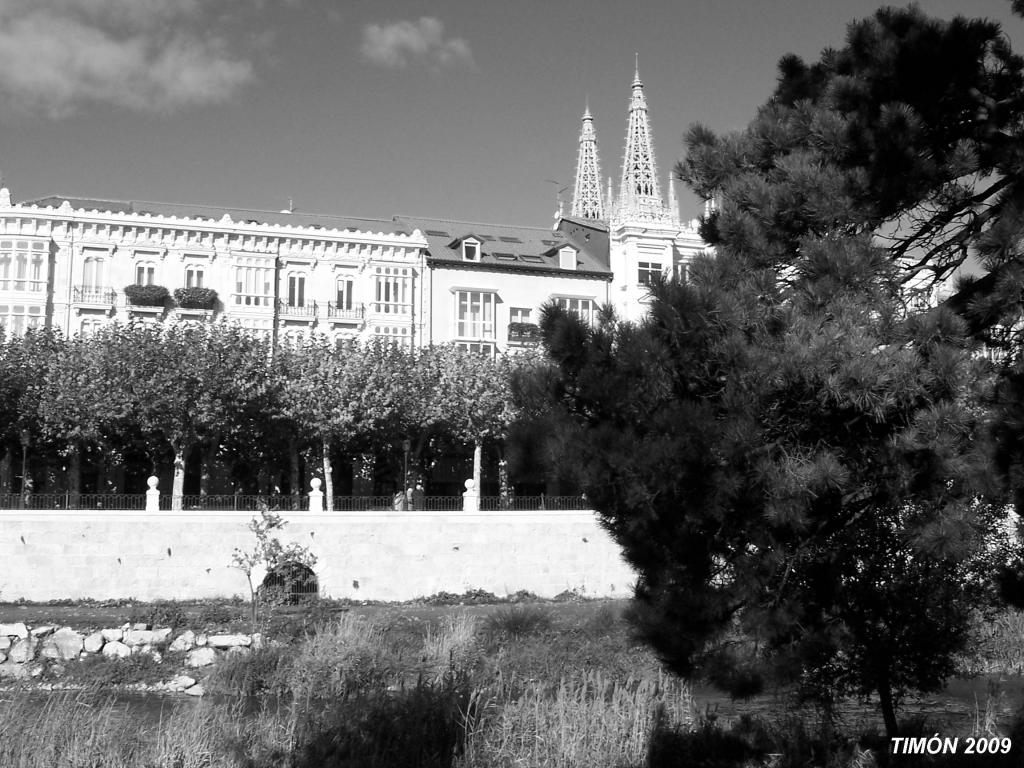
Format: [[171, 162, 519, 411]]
[[0, 323, 556, 509], [535, 4, 1024, 740]]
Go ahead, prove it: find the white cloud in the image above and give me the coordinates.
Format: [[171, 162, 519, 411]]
[[0, 0, 253, 118], [361, 17, 473, 71]]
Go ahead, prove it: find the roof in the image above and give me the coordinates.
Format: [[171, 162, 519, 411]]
[[394, 215, 611, 276], [21, 195, 413, 236]]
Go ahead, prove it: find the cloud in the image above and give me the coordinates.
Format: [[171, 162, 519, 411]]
[[0, 0, 253, 118], [361, 17, 473, 70]]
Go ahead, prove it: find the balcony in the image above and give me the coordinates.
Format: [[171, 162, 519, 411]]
[[507, 322, 541, 347], [72, 286, 117, 315], [326, 301, 365, 326], [277, 299, 318, 325]]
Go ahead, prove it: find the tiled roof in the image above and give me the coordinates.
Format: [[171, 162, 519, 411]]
[[394, 215, 611, 275], [21, 196, 413, 236]]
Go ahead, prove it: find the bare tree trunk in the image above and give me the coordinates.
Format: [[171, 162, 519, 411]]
[[473, 442, 482, 494], [322, 439, 334, 512], [877, 670, 899, 738], [497, 444, 510, 510], [171, 444, 188, 511], [289, 439, 301, 510], [68, 445, 81, 509]]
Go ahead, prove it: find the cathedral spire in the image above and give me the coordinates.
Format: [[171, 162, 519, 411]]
[[571, 104, 604, 220], [617, 58, 669, 223]]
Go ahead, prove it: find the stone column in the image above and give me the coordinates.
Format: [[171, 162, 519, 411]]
[[145, 476, 160, 513], [309, 478, 323, 513]]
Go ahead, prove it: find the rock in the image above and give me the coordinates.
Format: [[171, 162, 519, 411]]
[[153, 628, 172, 643], [29, 663, 43, 678], [185, 647, 217, 668], [83, 632, 105, 653], [168, 630, 196, 652], [0, 661, 29, 679], [41, 628, 84, 661], [195, 634, 208, 647], [183, 683, 205, 697], [101, 641, 131, 659], [8, 637, 37, 663], [167, 674, 196, 691], [251, 632, 263, 650], [225, 645, 251, 658], [0, 636, 10, 651], [207, 634, 251, 648], [123, 630, 160, 646], [101, 628, 123, 642], [29, 625, 55, 638], [132, 622, 149, 631], [0, 622, 28, 639], [0, 650, 6, 663]]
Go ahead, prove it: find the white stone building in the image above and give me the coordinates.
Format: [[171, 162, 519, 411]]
[[0, 65, 707, 348]]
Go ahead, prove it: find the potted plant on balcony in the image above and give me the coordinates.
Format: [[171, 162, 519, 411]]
[[173, 287, 218, 310], [124, 284, 170, 306]]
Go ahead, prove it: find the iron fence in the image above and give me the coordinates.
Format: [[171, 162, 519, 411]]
[[0, 493, 592, 511]]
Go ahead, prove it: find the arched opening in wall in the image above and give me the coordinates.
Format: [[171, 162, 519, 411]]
[[260, 563, 319, 605]]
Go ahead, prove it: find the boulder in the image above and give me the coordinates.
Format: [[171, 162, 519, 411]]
[[41, 628, 84, 661], [0, 650, 5, 664], [207, 634, 251, 648], [153, 627, 173, 643], [83, 632, 105, 653], [167, 674, 196, 691], [7, 637, 37, 663], [251, 633, 263, 650], [101, 628, 123, 642], [0, 636, 10, 651], [185, 647, 217, 668], [29, 625, 55, 638], [225, 645, 251, 658], [183, 683, 205, 697], [168, 630, 196, 652], [195, 633, 208, 647], [123, 629, 160, 646], [0, 622, 28, 639], [131, 622, 149, 631], [0, 661, 30, 679], [101, 641, 131, 659]]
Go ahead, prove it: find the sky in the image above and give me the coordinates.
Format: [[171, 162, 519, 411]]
[[0, 0, 1019, 228]]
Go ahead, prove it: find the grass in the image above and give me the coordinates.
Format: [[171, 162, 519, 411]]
[[2, 601, 1024, 766]]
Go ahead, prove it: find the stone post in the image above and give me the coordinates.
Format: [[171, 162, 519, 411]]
[[145, 476, 159, 513], [462, 478, 479, 513], [309, 478, 323, 513]]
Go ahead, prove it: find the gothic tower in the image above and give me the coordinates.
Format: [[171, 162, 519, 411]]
[[614, 60, 673, 225], [571, 105, 604, 220]]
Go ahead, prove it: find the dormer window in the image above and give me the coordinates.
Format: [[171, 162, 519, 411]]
[[558, 246, 577, 271], [462, 238, 481, 262]]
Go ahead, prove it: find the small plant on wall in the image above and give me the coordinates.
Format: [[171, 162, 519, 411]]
[[173, 287, 218, 310], [230, 508, 318, 632], [124, 284, 170, 306]]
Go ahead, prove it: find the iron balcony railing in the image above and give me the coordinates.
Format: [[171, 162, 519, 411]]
[[326, 302, 365, 320], [0, 493, 591, 512], [72, 286, 117, 305], [277, 299, 318, 318]]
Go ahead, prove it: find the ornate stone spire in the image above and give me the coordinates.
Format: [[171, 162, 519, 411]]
[[617, 57, 670, 223], [571, 103, 604, 220]]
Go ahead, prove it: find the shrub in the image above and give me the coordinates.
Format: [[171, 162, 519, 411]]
[[123, 284, 169, 306], [195, 601, 246, 628], [128, 600, 188, 629], [173, 286, 218, 309], [484, 605, 554, 641]]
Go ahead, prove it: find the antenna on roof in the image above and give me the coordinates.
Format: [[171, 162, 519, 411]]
[[280, 196, 296, 214]]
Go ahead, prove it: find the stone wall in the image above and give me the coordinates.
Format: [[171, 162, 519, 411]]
[[0, 509, 635, 602]]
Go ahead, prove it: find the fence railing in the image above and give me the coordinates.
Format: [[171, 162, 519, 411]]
[[0, 492, 591, 512]]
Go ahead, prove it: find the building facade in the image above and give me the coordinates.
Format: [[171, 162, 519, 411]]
[[0, 66, 707, 349]]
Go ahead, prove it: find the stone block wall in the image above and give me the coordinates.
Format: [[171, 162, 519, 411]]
[[0, 509, 636, 602]]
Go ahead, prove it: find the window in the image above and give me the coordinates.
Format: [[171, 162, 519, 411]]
[[638, 262, 661, 285], [185, 266, 204, 288], [79, 317, 103, 337], [0, 240, 47, 292], [553, 296, 595, 325], [135, 262, 156, 286], [336, 275, 354, 310], [81, 253, 106, 289], [287, 273, 306, 307], [233, 258, 273, 306], [462, 239, 480, 262], [455, 290, 496, 340], [456, 341, 495, 357], [510, 307, 532, 324], [558, 247, 577, 271], [0, 304, 43, 335], [674, 262, 688, 282], [373, 267, 411, 314]]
